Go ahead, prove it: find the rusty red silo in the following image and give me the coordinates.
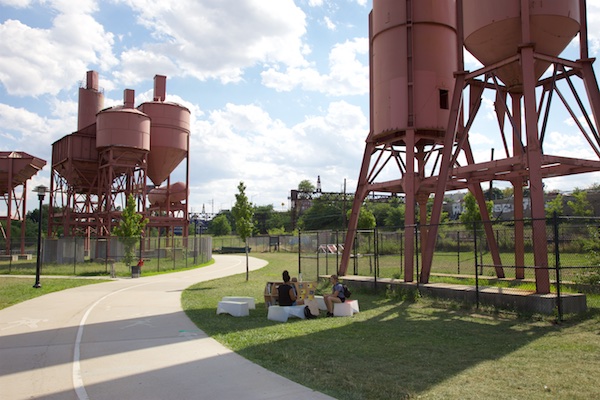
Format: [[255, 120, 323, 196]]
[[96, 106, 151, 152], [148, 181, 188, 206], [371, 0, 457, 141], [138, 75, 190, 186], [77, 71, 104, 131], [463, 0, 580, 92]]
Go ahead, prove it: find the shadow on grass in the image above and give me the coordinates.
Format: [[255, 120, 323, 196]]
[[183, 293, 558, 400]]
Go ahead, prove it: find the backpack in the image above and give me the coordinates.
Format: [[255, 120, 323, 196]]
[[342, 284, 352, 299], [304, 305, 317, 319]]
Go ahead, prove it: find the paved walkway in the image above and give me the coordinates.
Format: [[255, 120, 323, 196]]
[[0, 255, 334, 400]]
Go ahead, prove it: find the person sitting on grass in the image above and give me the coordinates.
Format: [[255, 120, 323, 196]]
[[324, 274, 345, 317], [278, 270, 303, 306]]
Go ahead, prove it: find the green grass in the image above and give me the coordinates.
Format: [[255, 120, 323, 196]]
[[0, 257, 214, 277], [182, 252, 600, 400], [0, 276, 110, 310]]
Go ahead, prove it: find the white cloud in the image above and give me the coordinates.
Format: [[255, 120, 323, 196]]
[[324, 16, 336, 31], [0, 102, 73, 154], [261, 37, 368, 96], [0, 4, 116, 96], [308, 0, 323, 7], [188, 99, 366, 211], [113, 0, 308, 85]]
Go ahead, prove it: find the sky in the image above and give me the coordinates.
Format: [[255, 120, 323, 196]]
[[1, 0, 600, 217]]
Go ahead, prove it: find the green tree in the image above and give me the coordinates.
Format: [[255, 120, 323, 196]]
[[112, 194, 148, 266], [298, 179, 315, 193], [567, 189, 593, 217], [459, 192, 492, 233], [384, 205, 406, 229], [546, 193, 564, 218], [298, 194, 344, 230], [231, 181, 254, 280], [208, 214, 232, 236], [353, 206, 376, 229]]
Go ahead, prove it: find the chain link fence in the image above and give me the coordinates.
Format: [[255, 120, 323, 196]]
[[297, 216, 600, 320], [0, 235, 212, 277]]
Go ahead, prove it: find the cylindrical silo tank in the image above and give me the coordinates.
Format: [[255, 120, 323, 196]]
[[148, 181, 188, 206], [138, 101, 190, 186], [78, 70, 104, 131], [96, 107, 151, 151], [371, 0, 457, 140], [463, 0, 580, 92]]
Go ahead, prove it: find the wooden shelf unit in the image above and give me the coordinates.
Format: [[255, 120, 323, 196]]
[[264, 281, 317, 307]]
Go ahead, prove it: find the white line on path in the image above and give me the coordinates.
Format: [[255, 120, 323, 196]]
[[72, 283, 151, 400]]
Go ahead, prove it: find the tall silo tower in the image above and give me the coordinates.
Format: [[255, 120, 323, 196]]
[[138, 75, 191, 237], [340, 0, 460, 282], [340, 0, 600, 295], [49, 71, 103, 237], [96, 89, 150, 236]]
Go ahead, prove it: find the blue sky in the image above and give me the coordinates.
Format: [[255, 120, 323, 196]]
[[1, 0, 600, 216]]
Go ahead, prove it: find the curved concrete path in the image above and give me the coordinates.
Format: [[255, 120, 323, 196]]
[[0, 255, 334, 400]]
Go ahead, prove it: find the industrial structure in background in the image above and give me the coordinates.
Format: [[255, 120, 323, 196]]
[[341, 0, 600, 294], [49, 71, 190, 253], [0, 152, 46, 257]]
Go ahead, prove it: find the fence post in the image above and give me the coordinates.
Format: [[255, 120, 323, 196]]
[[157, 234, 161, 272], [73, 236, 76, 275], [553, 212, 562, 322], [298, 230, 302, 278], [473, 221, 480, 309], [457, 230, 461, 274], [415, 223, 419, 287]]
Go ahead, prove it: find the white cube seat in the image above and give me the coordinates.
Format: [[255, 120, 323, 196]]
[[221, 296, 256, 309], [217, 301, 249, 317], [333, 299, 359, 317], [267, 305, 289, 322]]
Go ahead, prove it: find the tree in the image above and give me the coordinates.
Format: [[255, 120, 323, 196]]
[[112, 194, 148, 266], [459, 192, 492, 234], [231, 181, 254, 280], [567, 189, 593, 217], [353, 206, 376, 229], [297, 179, 315, 199], [208, 214, 232, 236], [545, 193, 564, 218], [384, 205, 406, 229], [298, 194, 344, 230], [298, 179, 315, 193]]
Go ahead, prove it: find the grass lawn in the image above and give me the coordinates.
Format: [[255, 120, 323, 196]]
[[0, 276, 110, 310], [182, 252, 600, 400]]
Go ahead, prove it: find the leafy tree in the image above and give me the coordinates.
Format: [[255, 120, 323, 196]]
[[384, 205, 406, 229], [298, 194, 344, 230], [353, 206, 376, 229], [112, 194, 148, 266], [298, 179, 315, 193], [567, 189, 593, 217], [297, 179, 315, 200], [459, 192, 492, 233], [231, 181, 254, 280], [366, 202, 392, 227], [208, 214, 232, 236], [484, 187, 504, 200], [545, 193, 564, 218]]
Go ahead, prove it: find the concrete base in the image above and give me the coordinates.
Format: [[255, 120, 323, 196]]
[[337, 276, 587, 315]]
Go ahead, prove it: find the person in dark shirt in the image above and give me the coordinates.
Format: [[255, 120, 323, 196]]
[[278, 270, 303, 306]]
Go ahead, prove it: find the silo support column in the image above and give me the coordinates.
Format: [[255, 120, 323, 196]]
[[421, 72, 466, 283], [404, 130, 416, 283], [520, 42, 550, 293], [339, 141, 374, 276]]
